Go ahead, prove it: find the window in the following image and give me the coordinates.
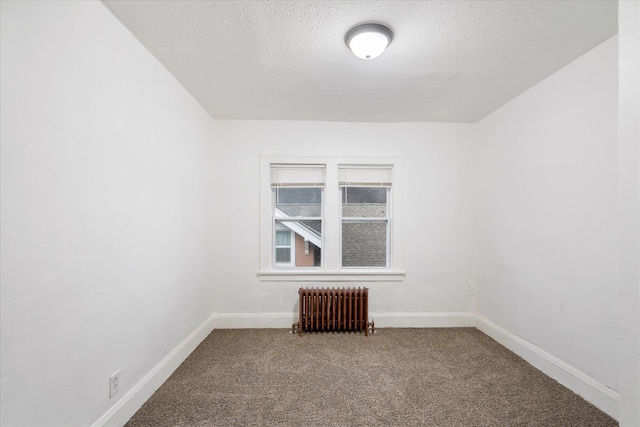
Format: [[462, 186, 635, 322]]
[[341, 187, 389, 267], [272, 165, 323, 268], [340, 166, 392, 268], [274, 229, 293, 265], [260, 157, 404, 281]]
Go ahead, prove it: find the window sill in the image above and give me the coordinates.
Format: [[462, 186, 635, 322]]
[[257, 270, 406, 282]]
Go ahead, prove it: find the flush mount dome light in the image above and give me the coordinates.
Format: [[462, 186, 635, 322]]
[[345, 23, 393, 60]]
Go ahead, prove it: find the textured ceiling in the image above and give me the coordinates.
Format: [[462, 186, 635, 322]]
[[102, 1, 617, 123]]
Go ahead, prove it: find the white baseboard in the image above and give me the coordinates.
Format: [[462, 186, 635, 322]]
[[371, 312, 476, 328], [475, 315, 620, 420], [90, 313, 217, 427], [212, 312, 297, 328], [210, 312, 475, 329]]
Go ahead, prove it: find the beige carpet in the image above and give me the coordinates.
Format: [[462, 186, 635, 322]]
[[125, 328, 617, 426]]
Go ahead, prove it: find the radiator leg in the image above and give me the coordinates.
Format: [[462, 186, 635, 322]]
[[365, 317, 369, 337]]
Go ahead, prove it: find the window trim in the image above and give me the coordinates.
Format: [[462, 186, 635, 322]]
[[259, 155, 404, 282]]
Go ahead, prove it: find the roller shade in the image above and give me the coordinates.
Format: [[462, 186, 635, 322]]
[[339, 165, 392, 187], [271, 164, 326, 187]]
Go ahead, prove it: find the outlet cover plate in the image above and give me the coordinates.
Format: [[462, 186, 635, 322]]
[[109, 371, 120, 398]]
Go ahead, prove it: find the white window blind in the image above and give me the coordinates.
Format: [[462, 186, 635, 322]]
[[338, 165, 392, 187], [271, 164, 326, 187]]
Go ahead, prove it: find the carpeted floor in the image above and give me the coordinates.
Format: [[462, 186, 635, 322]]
[[125, 328, 617, 426]]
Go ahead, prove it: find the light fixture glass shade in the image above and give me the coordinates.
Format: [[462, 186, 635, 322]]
[[345, 23, 393, 60]]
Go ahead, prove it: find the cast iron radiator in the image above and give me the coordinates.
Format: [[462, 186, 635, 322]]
[[293, 287, 374, 336]]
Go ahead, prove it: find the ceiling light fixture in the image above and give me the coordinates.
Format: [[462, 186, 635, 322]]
[[345, 23, 393, 60]]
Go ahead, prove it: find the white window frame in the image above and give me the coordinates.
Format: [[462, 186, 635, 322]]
[[259, 155, 405, 282]]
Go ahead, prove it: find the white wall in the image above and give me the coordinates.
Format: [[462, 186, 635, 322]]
[[0, 2, 216, 426], [617, 1, 640, 425], [212, 120, 477, 321], [1, 1, 633, 425], [476, 34, 619, 398]]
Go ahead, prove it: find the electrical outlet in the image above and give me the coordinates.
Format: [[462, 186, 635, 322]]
[[109, 371, 120, 398]]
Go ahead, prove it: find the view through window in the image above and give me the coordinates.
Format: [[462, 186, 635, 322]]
[[270, 163, 392, 270]]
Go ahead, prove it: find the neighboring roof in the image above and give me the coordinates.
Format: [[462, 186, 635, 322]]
[[275, 209, 321, 248]]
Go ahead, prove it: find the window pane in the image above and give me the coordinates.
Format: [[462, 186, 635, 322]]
[[275, 230, 291, 246], [276, 188, 322, 217], [342, 221, 387, 267], [342, 187, 387, 218], [275, 220, 322, 267], [275, 248, 291, 263]]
